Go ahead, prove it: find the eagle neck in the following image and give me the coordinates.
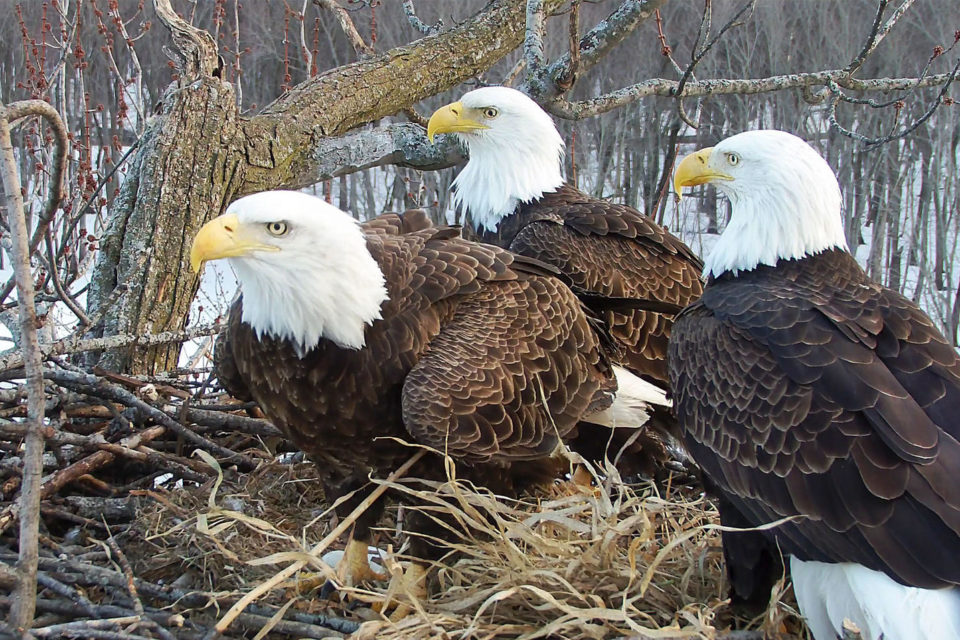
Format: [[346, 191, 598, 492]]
[[705, 179, 848, 279], [452, 134, 564, 233], [232, 237, 388, 356]]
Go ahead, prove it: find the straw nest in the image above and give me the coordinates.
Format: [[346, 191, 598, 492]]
[[127, 452, 807, 639]]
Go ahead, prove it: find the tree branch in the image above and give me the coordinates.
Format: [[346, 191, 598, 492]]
[[0, 99, 59, 635], [314, 0, 375, 59], [0, 322, 223, 374], [524, 0, 548, 97], [545, 69, 958, 119], [401, 0, 443, 36], [545, 0, 667, 96], [306, 122, 464, 184], [152, 0, 219, 78], [845, 0, 915, 77]]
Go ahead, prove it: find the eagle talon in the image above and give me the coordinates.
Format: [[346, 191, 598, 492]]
[[373, 562, 428, 621], [334, 538, 388, 588]]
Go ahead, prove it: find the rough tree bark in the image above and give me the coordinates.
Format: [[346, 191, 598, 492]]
[[89, 0, 563, 374]]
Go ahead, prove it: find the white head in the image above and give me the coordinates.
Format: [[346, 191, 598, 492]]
[[674, 130, 848, 278], [427, 86, 565, 232], [190, 191, 388, 355]]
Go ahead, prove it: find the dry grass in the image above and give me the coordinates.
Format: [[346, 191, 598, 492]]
[[126, 455, 806, 639]]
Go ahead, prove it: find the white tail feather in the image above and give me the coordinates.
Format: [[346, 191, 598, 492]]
[[791, 557, 960, 640], [589, 366, 669, 428]]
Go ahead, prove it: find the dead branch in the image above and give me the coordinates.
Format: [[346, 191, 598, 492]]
[[0, 426, 166, 536], [401, 0, 443, 36], [525, 0, 549, 96], [0, 323, 222, 374], [314, 0, 375, 58], [0, 99, 54, 634], [546, 0, 667, 95], [545, 68, 958, 119], [42, 369, 259, 470]]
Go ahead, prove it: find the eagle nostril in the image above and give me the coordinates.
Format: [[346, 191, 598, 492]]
[[223, 224, 234, 233]]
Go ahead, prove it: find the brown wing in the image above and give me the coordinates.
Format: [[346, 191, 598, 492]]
[[212, 316, 252, 402], [669, 250, 960, 598], [400, 241, 613, 468], [509, 185, 703, 385], [361, 208, 433, 236]]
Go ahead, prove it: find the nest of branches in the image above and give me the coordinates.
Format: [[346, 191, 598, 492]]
[[0, 363, 808, 639]]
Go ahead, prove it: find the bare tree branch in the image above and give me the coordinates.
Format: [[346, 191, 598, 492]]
[[673, 0, 757, 127], [402, 0, 443, 36], [546, 0, 667, 95], [153, 0, 219, 77], [828, 57, 960, 147], [5, 100, 67, 240], [0, 322, 223, 374], [845, 0, 915, 77], [307, 122, 464, 184], [525, 0, 549, 97], [0, 100, 54, 634], [545, 69, 958, 119], [314, 0, 375, 59]]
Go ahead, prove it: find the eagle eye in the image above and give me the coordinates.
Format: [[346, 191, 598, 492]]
[[482, 107, 499, 119], [725, 152, 741, 166], [266, 221, 289, 236]]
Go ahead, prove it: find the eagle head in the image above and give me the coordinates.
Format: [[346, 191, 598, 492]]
[[673, 130, 848, 278], [190, 191, 388, 354], [427, 86, 565, 232]]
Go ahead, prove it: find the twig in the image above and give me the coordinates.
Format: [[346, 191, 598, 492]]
[[213, 449, 426, 634], [104, 534, 144, 618], [0, 426, 166, 536], [5, 100, 68, 254], [673, 0, 756, 127], [545, 0, 668, 95], [0, 322, 222, 373], [844, 0, 915, 78], [43, 369, 258, 470], [0, 99, 52, 634], [828, 57, 960, 147], [401, 0, 442, 35], [314, 0, 375, 58], [44, 228, 91, 326]]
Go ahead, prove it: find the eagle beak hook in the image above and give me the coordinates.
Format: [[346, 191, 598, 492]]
[[674, 147, 723, 200], [190, 213, 242, 273]]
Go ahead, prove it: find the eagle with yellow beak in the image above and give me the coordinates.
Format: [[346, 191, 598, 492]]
[[427, 86, 703, 390], [671, 130, 960, 640], [190, 190, 642, 610]]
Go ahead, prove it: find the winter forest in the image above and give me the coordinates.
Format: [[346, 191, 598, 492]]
[[0, 0, 959, 639]]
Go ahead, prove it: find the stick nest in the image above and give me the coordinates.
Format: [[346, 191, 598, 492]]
[[128, 456, 804, 639]]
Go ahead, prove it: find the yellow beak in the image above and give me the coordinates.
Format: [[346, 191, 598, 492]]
[[426, 101, 488, 143], [673, 147, 732, 199], [190, 214, 277, 272]]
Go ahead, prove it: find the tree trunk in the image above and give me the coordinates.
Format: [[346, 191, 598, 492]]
[[88, 0, 562, 374]]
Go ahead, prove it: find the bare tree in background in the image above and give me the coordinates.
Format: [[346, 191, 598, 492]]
[[0, 0, 955, 376]]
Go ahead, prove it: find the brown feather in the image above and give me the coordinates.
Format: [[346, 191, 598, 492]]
[[214, 215, 615, 559], [670, 248, 960, 599]]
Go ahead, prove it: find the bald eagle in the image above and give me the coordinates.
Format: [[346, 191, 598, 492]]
[[671, 130, 960, 640], [427, 86, 703, 389], [191, 191, 637, 603]]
